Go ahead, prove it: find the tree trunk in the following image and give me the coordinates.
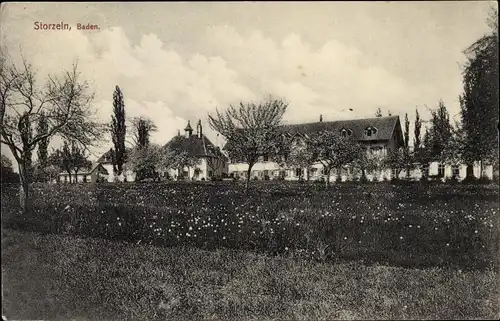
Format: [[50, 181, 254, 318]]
[[18, 163, 30, 213], [466, 163, 474, 179], [325, 168, 331, 188], [245, 163, 254, 192]]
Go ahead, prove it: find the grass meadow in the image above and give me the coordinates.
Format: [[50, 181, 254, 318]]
[[1, 181, 499, 320]]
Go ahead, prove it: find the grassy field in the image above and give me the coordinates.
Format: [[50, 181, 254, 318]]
[[2, 181, 499, 320], [2, 181, 499, 270], [2, 228, 499, 320]]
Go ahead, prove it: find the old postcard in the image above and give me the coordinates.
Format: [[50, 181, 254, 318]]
[[1, 2, 499, 320]]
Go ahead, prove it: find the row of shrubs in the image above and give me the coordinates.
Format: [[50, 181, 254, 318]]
[[2, 182, 498, 271]]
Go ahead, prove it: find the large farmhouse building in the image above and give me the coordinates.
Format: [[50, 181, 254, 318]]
[[162, 120, 228, 180], [227, 115, 494, 182]]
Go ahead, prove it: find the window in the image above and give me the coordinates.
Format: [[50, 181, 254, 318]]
[[452, 165, 459, 178], [83, 175, 87, 182], [310, 168, 318, 176], [365, 127, 378, 137], [340, 128, 353, 137], [391, 168, 398, 178], [295, 168, 302, 177], [422, 165, 429, 178], [438, 163, 445, 177]]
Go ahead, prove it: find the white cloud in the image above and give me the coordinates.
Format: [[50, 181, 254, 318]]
[[3, 6, 482, 164]]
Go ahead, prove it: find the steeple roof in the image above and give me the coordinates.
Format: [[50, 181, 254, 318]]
[[184, 120, 193, 132]]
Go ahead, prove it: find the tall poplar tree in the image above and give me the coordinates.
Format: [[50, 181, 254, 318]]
[[460, 7, 499, 178], [110, 86, 126, 176]]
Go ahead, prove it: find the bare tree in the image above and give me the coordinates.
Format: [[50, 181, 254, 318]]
[[208, 98, 288, 190], [0, 52, 105, 211]]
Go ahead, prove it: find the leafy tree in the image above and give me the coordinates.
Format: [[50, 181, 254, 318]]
[[111, 85, 126, 176], [130, 116, 158, 148], [385, 147, 406, 180], [428, 101, 453, 167], [275, 134, 316, 181], [208, 98, 288, 190], [353, 148, 386, 181], [403, 113, 412, 178], [49, 141, 92, 183], [36, 112, 49, 167], [1, 154, 19, 183], [460, 7, 499, 178], [205, 144, 227, 180], [1, 52, 104, 211], [413, 108, 422, 162], [308, 130, 361, 186], [126, 143, 162, 181]]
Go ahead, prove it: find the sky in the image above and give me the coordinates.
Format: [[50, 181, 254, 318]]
[[0, 1, 496, 164]]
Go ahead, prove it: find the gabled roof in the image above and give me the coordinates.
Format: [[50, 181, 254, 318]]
[[163, 134, 229, 160], [222, 115, 404, 151], [58, 163, 109, 176], [281, 116, 401, 142]]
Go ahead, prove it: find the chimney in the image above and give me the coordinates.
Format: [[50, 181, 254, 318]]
[[319, 114, 323, 122], [197, 119, 202, 138]]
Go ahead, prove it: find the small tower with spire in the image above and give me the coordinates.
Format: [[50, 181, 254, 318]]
[[196, 119, 203, 139], [184, 120, 193, 138]]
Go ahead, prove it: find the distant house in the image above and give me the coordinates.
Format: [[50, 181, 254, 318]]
[[57, 163, 109, 183], [226, 115, 404, 181], [162, 120, 228, 180], [96, 148, 136, 182], [226, 115, 494, 182]]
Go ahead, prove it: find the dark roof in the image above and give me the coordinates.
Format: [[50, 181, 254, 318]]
[[281, 116, 402, 142], [184, 121, 193, 132], [222, 115, 404, 150], [59, 163, 108, 176], [97, 148, 132, 164], [163, 134, 228, 160]]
